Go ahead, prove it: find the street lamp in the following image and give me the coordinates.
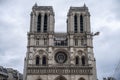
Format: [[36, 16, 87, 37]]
[[92, 32, 100, 36]]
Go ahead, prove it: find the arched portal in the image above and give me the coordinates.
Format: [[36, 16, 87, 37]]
[[79, 77, 85, 80], [55, 76, 67, 80]]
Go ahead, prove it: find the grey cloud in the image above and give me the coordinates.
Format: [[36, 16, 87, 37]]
[[110, 0, 120, 20], [94, 25, 120, 79], [0, 0, 9, 5], [0, 0, 27, 73]]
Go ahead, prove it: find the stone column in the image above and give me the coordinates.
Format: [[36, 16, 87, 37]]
[[48, 46, 53, 65], [83, 15, 85, 32], [67, 16, 69, 32], [34, 12, 38, 32], [30, 12, 33, 32], [49, 35, 53, 46], [84, 15, 87, 32], [70, 14, 74, 33], [70, 47, 74, 65], [31, 12, 35, 32], [69, 35, 74, 47], [30, 35, 35, 46], [49, 14, 54, 32], [67, 14, 71, 32], [86, 15, 91, 33]]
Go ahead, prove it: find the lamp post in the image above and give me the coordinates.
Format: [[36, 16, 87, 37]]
[[92, 32, 100, 37]]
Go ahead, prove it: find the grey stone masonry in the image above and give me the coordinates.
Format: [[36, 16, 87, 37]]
[[24, 3, 97, 80]]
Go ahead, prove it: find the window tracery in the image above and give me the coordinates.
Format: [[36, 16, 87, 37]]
[[75, 56, 79, 65], [37, 14, 41, 32], [42, 56, 47, 65], [81, 56, 85, 66], [74, 14, 78, 33], [80, 15, 83, 33], [36, 56, 40, 65], [44, 14, 47, 32]]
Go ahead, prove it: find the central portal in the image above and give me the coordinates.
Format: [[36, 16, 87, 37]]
[[55, 76, 67, 80]]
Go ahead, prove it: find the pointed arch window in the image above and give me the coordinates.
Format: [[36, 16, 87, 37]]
[[36, 38, 39, 46], [44, 38, 47, 45], [44, 14, 47, 33], [74, 14, 78, 33], [81, 38, 84, 46], [36, 56, 40, 65], [80, 15, 83, 33], [75, 39, 78, 46], [81, 56, 85, 66], [75, 56, 79, 65], [37, 14, 41, 32], [42, 56, 47, 65]]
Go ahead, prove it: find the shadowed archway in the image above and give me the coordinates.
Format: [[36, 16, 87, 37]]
[[55, 76, 67, 80], [79, 77, 85, 80]]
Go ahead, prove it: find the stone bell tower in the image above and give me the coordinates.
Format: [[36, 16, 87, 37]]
[[24, 3, 97, 80]]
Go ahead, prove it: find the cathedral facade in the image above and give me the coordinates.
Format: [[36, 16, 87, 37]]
[[23, 4, 97, 80]]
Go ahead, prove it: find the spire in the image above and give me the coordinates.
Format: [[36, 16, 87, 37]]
[[32, 3, 37, 10], [83, 3, 86, 7], [83, 3, 88, 11], [34, 2, 37, 7]]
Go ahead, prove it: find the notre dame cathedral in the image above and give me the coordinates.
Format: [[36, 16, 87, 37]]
[[23, 3, 97, 80]]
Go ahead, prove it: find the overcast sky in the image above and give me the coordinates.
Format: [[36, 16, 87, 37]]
[[0, 0, 120, 80]]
